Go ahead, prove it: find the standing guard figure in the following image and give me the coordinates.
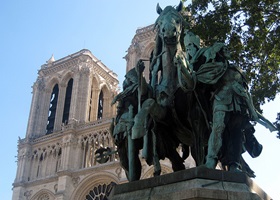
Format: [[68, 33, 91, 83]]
[[111, 61, 148, 181]]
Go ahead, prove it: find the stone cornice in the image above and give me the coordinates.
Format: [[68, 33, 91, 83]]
[[19, 117, 113, 146], [31, 132, 64, 145], [13, 162, 120, 188], [133, 24, 155, 44], [38, 49, 118, 87], [56, 169, 73, 176], [91, 62, 119, 89], [76, 118, 112, 131], [40, 57, 79, 76], [126, 24, 156, 56], [13, 175, 58, 188], [135, 24, 154, 35], [71, 161, 121, 177]]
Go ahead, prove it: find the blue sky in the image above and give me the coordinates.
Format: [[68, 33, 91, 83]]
[[0, 1, 279, 199]]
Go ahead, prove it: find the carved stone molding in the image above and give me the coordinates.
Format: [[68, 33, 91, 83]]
[[24, 190, 33, 199], [72, 176, 80, 187], [38, 193, 50, 200], [115, 167, 122, 179], [54, 184, 58, 193], [36, 77, 46, 91]]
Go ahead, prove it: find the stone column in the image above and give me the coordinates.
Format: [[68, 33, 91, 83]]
[[72, 136, 83, 170], [14, 143, 32, 183], [26, 77, 50, 137], [76, 66, 91, 122], [90, 87, 99, 121], [56, 134, 75, 200], [68, 71, 80, 122], [26, 83, 40, 138], [12, 186, 26, 200], [60, 134, 74, 170], [55, 173, 74, 200], [37, 88, 52, 135], [103, 96, 110, 118]]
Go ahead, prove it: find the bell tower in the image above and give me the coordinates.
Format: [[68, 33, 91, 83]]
[[25, 50, 118, 138], [124, 24, 156, 80], [12, 49, 119, 200]]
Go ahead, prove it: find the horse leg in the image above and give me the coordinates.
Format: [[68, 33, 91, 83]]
[[191, 121, 207, 166], [168, 149, 185, 172], [132, 98, 155, 139], [152, 127, 161, 176], [150, 58, 161, 93], [127, 132, 142, 181], [132, 98, 166, 139]]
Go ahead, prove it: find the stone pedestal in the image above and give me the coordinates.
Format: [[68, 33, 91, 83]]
[[110, 166, 272, 200]]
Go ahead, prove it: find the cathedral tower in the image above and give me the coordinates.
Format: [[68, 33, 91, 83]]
[[12, 49, 122, 200], [124, 24, 156, 80]]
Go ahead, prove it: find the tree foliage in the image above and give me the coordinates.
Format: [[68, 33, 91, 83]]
[[184, 0, 280, 112]]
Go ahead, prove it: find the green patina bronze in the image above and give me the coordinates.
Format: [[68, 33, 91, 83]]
[[110, 1, 277, 182]]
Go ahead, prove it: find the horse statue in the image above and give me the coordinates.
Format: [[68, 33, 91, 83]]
[[110, 2, 278, 182], [131, 2, 209, 174]]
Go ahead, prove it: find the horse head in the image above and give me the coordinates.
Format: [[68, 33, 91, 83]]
[[155, 2, 185, 46]]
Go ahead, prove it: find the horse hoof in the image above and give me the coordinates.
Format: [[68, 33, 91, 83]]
[[204, 158, 217, 169], [154, 170, 161, 176], [229, 164, 242, 173]]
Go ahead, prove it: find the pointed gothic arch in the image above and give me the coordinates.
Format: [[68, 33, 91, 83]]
[[30, 189, 55, 200], [88, 76, 99, 121], [141, 41, 156, 59], [46, 77, 60, 91], [97, 90, 104, 119], [98, 84, 110, 119], [62, 78, 74, 124], [46, 83, 59, 134], [141, 41, 156, 80], [61, 71, 74, 85], [70, 172, 120, 200]]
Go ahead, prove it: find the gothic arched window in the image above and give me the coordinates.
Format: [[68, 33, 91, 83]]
[[82, 139, 98, 168], [46, 84, 59, 134], [97, 90, 104, 119], [85, 182, 116, 200], [62, 78, 73, 124], [38, 193, 50, 200]]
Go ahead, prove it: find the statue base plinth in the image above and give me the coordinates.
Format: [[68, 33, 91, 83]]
[[110, 166, 271, 200]]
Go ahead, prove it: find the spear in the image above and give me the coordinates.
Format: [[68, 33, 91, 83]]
[[136, 59, 148, 111], [136, 59, 161, 175], [127, 104, 136, 181]]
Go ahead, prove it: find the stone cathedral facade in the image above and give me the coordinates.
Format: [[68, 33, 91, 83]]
[[12, 25, 195, 200]]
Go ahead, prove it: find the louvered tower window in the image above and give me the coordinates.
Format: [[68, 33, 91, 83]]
[[88, 89, 93, 121], [97, 90, 104, 119], [46, 84, 59, 134], [62, 78, 73, 124]]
